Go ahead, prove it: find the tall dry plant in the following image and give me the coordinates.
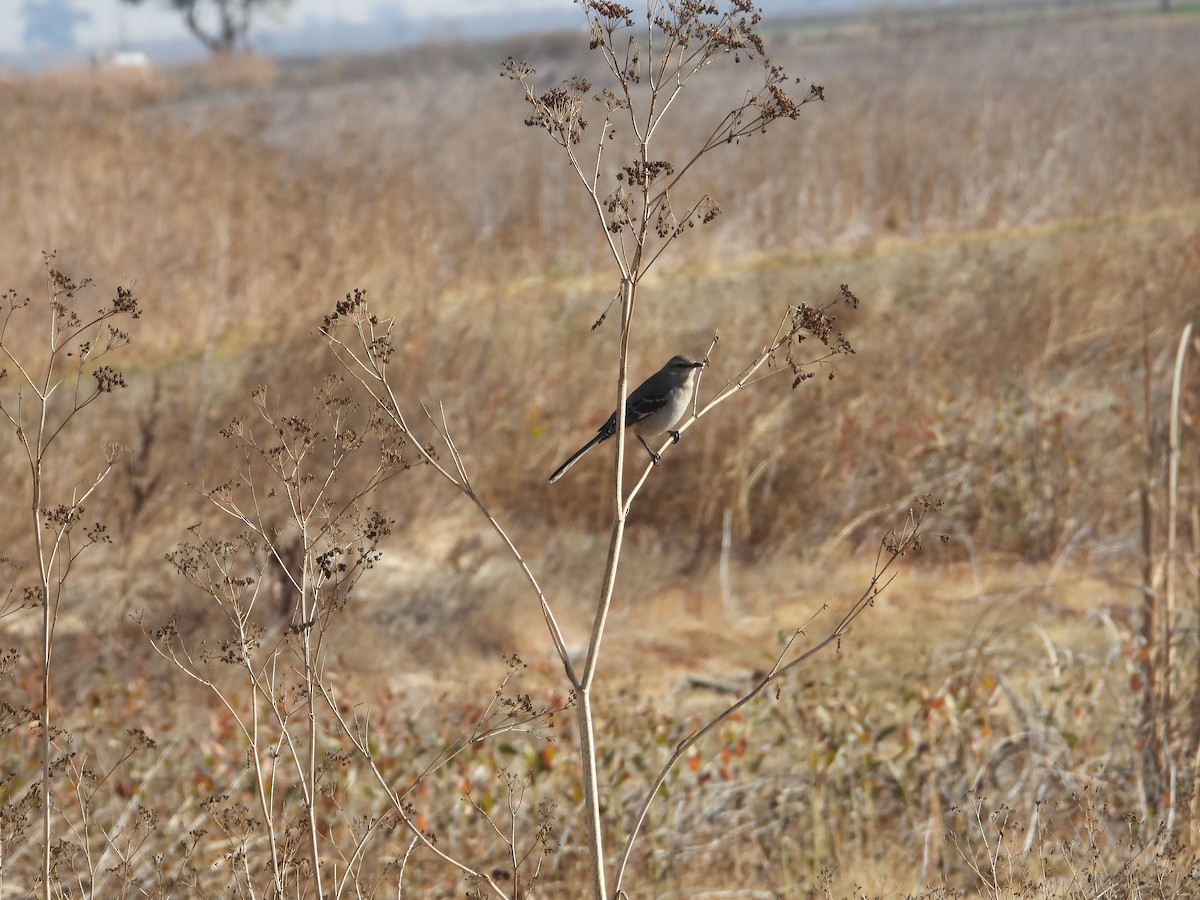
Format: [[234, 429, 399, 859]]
[[151, 376, 570, 895], [0, 255, 147, 899], [155, 378, 409, 895], [502, 4, 847, 892], [315, 2, 928, 896]]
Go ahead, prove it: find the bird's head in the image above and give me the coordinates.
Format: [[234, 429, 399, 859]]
[[666, 355, 706, 372]]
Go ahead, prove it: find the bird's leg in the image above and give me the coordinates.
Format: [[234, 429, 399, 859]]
[[637, 434, 662, 464]]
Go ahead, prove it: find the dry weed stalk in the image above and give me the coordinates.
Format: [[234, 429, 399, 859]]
[[612, 499, 932, 891], [319, 273, 885, 898], [317, 653, 563, 898], [315, 3, 920, 896], [0, 255, 144, 899], [153, 379, 409, 896], [503, 3, 862, 896], [152, 373, 568, 897]]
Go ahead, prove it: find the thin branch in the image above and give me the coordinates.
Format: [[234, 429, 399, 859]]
[[319, 682, 514, 900], [610, 504, 930, 893]]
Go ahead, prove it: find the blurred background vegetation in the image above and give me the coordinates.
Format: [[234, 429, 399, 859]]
[[2, 0, 1200, 895]]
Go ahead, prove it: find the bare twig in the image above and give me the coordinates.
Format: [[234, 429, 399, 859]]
[[609, 499, 933, 893]]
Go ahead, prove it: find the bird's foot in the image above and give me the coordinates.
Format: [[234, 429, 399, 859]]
[[668, 430, 681, 444], [651, 451, 662, 465]]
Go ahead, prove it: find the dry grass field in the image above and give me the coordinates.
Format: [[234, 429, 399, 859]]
[[2, 0, 1200, 896]]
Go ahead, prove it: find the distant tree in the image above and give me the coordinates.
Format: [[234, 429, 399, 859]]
[[22, 0, 91, 51], [120, 0, 291, 55]]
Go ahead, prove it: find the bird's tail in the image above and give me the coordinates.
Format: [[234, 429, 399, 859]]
[[548, 433, 604, 484]]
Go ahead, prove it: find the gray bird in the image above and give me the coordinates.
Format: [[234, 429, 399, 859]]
[[548, 355, 705, 484]]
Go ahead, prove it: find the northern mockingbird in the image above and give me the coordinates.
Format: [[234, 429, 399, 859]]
[[548, 354, 705, 484]]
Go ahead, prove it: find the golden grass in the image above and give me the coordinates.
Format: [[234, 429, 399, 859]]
[[2, 1, 1200, 895]]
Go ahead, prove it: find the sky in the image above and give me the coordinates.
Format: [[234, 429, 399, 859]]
[[3, 0, 580, 60]]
